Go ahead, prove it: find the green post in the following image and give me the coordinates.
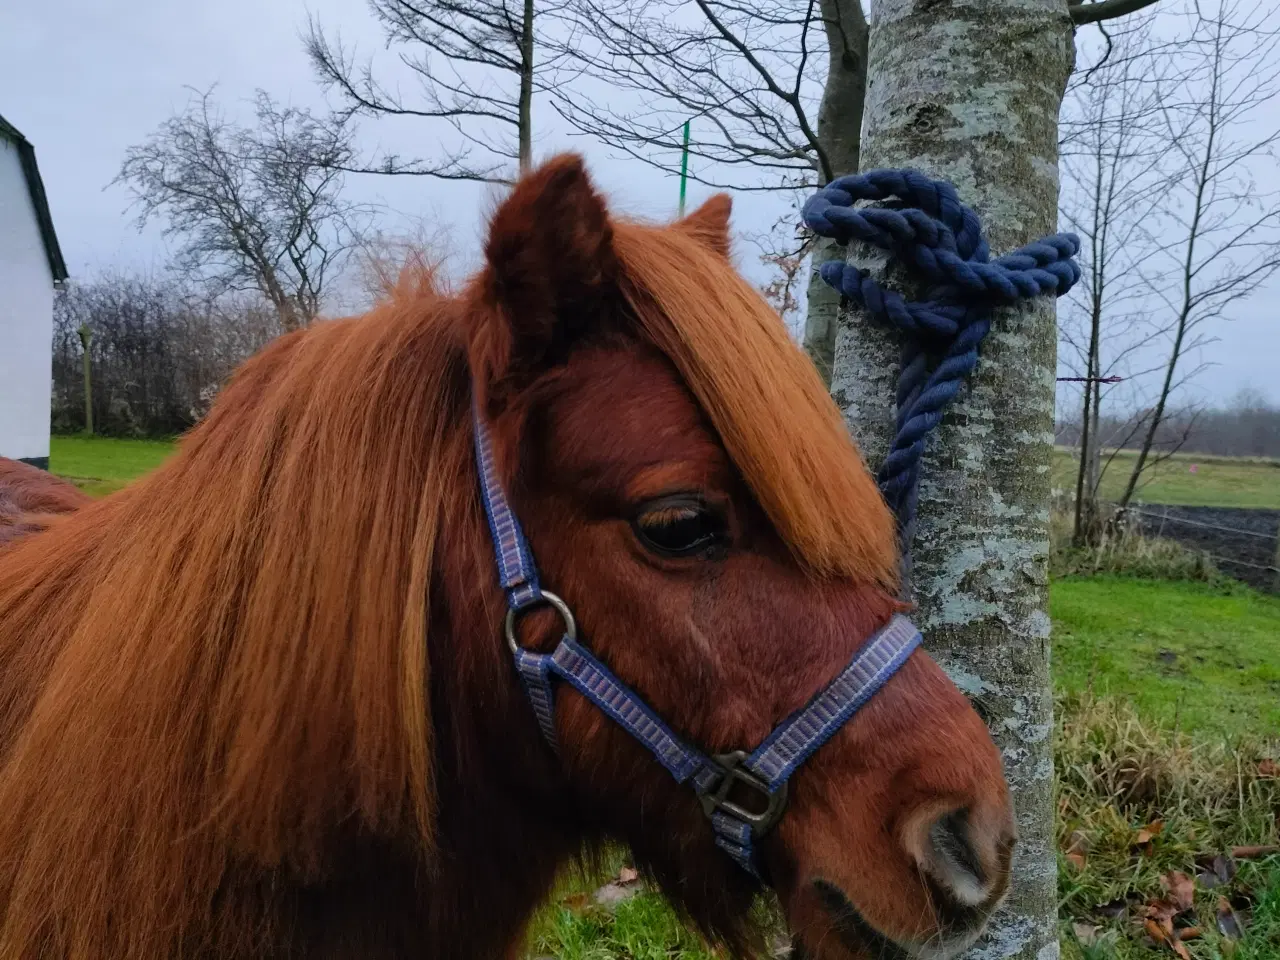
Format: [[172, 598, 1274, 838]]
[[678, 120, 690, 216], [77, 323, 93, 436]]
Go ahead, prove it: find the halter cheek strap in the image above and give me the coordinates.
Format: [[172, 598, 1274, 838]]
[[473, 406, 922, 877]]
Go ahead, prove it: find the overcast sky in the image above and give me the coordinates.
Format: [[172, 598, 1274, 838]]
[[2, 0, 1276, 406]]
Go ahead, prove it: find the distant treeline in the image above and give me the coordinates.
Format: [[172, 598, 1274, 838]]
[[1056, 398, 1280, 460], [53, 274, 283, 437]]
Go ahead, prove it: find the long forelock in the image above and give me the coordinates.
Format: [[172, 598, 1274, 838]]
[[611, 221, 898, 586]]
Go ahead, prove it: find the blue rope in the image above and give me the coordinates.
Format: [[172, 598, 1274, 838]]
[[801, 169, 1081, 574]]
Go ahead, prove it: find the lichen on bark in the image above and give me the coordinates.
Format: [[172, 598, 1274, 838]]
[[827, 0, 1074, 956]]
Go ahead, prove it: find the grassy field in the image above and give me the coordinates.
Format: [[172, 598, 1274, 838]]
[[1052, 577, 1280, 738], [1052, 448, 1280, 510], [49, 435, 177, 497], [40, 438, 1280, 958]]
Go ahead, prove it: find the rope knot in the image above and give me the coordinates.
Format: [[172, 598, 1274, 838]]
[[802, 169, 1080, 566]]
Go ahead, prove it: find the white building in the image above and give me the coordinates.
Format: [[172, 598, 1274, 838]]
[[0, 113, 67, 470]]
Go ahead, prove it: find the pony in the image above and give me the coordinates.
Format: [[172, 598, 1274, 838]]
[[0, 155, 1014, 959], [0, 457, 89, 548]]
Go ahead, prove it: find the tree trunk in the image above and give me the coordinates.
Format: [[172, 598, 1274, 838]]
[[518, 0, 535, 172], [826, 0, 1073, 956], [802, 0, 867, 383], [78, 324, 94, 436]]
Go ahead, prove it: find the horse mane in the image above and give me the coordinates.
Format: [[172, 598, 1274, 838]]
[[0, 457, 90, 548], [0, 170, 896, 955], [0, 267, 465, 955]]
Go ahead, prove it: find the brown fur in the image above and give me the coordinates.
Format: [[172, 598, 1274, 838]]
[[0, 156, 1011, 959], [0, 458, 89, 547]]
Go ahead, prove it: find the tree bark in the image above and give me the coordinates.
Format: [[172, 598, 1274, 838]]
[[802, 0, 867, 383], [826, 0, 1073, 956], [518, 0, 535, 172], [78, 324, 94, 436]]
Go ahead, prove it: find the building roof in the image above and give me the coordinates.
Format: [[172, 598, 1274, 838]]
[[0, 113, 68, 284]]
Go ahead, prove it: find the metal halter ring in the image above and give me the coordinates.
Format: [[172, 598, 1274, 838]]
[[504, 591, 578, 654], [699, 750, 789, 836]]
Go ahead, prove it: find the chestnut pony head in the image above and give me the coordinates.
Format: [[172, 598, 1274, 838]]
[[467, 156, 1014, 957], [0, 154, 1011, 959]]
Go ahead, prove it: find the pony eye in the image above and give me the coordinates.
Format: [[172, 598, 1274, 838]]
[[633, 498, 725, 558]]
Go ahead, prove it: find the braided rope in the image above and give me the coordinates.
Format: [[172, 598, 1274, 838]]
[[802, 169, 1080, 576]]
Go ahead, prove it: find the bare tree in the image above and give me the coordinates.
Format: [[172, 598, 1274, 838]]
[[1117, 0, 1280, 508], [555, 0, 859, 189], [550, 0, 867, 380], [117, 88, 368, 331], [1058, 16, 1169, 544], [306, 0, 575, 180]]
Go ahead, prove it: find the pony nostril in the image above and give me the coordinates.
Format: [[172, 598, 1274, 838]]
[[922, 808, 991, 908]]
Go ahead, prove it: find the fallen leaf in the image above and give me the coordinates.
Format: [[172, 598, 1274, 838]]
[[1172, 939, 1192, 960], [1065, 829, 1090, 856], [1136, 820, 1166, 845], [1072, 922, 1100, 946], [1232, 844, 1280, 860], [617, 866, 640, 885], [1096, 898, 1128, 920], [1217, 896, 1245, 940], [1066, 851, 1087, 870], [1178, 926, 1202, 941], [1145, 917, 1173, 946], [1146, 898, 1178, 936], [1161, 871, 1196, 912], [1196, 852, 1237, 887], [1197, 868, 1221, 889], [1258, 759, 1278, 777], [560, 892, 590, 913]]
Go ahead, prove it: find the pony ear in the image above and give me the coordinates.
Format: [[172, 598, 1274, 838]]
[[474, 154, 618, 394], [674, 194, 733, 257]]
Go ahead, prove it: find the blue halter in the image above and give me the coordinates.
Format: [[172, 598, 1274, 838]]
[[473, 406, 923, 877]]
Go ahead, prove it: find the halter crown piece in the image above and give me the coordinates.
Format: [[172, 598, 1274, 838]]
[[472, 404, 921, 878]]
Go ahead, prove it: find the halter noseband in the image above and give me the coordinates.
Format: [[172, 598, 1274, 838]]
[[473, 407, 922, 877]]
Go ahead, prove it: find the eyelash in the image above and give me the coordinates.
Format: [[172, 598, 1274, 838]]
[[631, 496, 727, 559]]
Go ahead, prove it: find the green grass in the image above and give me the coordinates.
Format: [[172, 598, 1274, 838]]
[[1056, 693, 1280, 960], [1052, 448, 1280, 509], [1052, 577, 1280, 739], [49, 435, 177, 497]]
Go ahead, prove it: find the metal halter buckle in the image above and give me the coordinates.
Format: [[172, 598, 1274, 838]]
[[504, 590, 577, 654], [699, 750, 788, 836]]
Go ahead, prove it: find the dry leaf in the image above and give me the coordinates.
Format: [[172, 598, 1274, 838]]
[[1146, 899, 1178, 934], [1135, 820, 1165, 845], [1096, 898, 1128, 920], [1171, 939, 1192, 960], [1161, 871, 1196, 913], [1145, 918, 1173, 945], [1217, 897, 1245, 940], [1066, 851, 1087, 870], [1258, 759, 1278, 777], [1179, 926, 1202, 941], [1232, 844, 1280, 860], [1065, 829, 1090, 856], [560, 892, 590, 913], [617, 866, 640, 885]]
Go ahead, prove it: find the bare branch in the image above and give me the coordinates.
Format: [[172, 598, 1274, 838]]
[[1070, 0, 1162, 27]]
